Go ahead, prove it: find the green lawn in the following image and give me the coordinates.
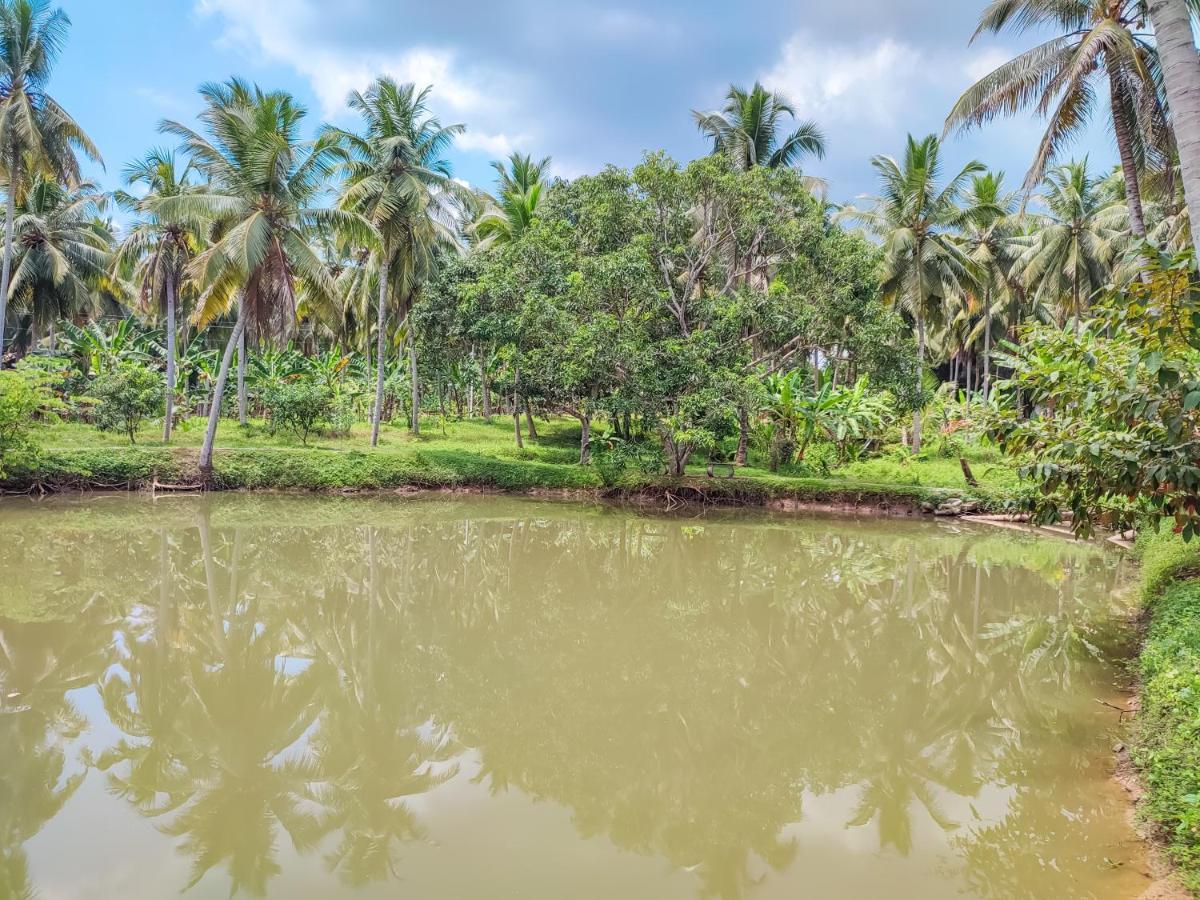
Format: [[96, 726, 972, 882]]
[[12, 414, 1012, 502]]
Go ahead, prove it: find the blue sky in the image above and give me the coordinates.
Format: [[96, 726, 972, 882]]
[[54, 0, 1116, 211]]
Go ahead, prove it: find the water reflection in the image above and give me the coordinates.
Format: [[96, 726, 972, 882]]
[[0, 495, 1142, 899]]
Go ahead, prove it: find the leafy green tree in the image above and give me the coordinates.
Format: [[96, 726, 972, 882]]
[[113, 149, 205, 442], [0, 364, 53, 475], [260, 376, 333, 445], [0, 0, 100, 362], [92, 359, 162, 443], [990, 249, 1200, 538], [841, 134, 982, 453]]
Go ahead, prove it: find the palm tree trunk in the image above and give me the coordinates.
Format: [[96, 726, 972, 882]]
[[913, 309, 925, 455], [0, 155, 16, 367], [408, 326, 420, 434], [199, 298, 247, 481], [1107, 60, 1149, 241], [370, 256, 389, 447], [163, 272, 177, 443], [579, 412, 591, 465], [237, 328, 247, 426], [1149, 0, 1200, 254], [983, 287, 992, 401]]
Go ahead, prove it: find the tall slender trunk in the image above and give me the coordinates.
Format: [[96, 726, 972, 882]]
[[1148, 0, 1200, 255], [983, 286, 991, 402], [512, 391, 524, 448], [481, 355, 492, 423], [1107, 60, 1149, 242], [408, 326, 420, 434], [163, 272, 177, 443], [237, 328, 248, 426], [913, 309, 925, 455], [0, 154, 16, 366], [370, 255, 390, 447], [965, 353, 973, 403], [199, 298, 247, 481]]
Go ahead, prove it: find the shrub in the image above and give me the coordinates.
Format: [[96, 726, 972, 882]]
[[261, 378, 333, 445], [0, 368, 59, 477], [92, 361, 162, 443]]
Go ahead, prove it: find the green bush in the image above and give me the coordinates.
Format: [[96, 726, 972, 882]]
[[92, 362, 162, 443], [0, 368, 59, 476], [261, 378, 334, 445]]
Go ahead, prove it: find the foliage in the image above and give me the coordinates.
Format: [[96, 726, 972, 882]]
[[1134, 529, 1200, 891], [989, 249, 1200, 537], [0, 367, 58, 475], [259, 377, 334, 445], [91, 361, 163, 443]]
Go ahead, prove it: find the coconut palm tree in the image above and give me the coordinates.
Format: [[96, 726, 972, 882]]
[[158, 78, 358, 478], [8, 172, 109, 339], [840, 134, 982, 453], [0, 0, 100, 363], [472, 152, 550, 247], [1147, 0, 1200, 254], [957, 172, 1020, 398], [329, 78, 463, 446], [693, 82, 826, 171], [113, 150, 205, 441], [1012, 159, 1122, 325], [945, 0, 1170, 243]]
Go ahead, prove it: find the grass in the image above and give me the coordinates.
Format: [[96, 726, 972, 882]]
[[5, 414, 1008, 507], [1134, 528, 1200, 891]]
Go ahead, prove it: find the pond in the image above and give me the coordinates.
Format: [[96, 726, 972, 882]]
[[0, 494, 1149, 899]]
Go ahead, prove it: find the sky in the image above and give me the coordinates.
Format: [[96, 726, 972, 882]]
[[54, 0, 1117, 209]]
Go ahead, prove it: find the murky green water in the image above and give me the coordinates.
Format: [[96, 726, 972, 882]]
[[0, 495, 1149, 899]]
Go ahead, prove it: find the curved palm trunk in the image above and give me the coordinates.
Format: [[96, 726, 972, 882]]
[[1148, 0, 1200, 253], [198, 298, 247, 481], [0, 156, 15, 366], [370, 256, 390, 447], [1107, 60, 1149, 242], [163, 273, 177, 443]]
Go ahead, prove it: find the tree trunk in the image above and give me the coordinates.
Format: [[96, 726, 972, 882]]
[[524, 400, 538, 439], [163, 272, 177, 443], [512, 392, 524, 448], [983, 287, 992, 401], [237, 328, 248, 426], [965, 353, 973, 403], [409, 327, 420, 434], [0, 156, 15, 366], [735, 406, 749, 466], [198, 298, 247, 481], [481, 358, 492, 423], [1107, 59, 1149, 242], [912, 310, 925, 455], [371, 256, 389, 447], [1149, 0, 1200, 255], [579, 413, 591, 465]]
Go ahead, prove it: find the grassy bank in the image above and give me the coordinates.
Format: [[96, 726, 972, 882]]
[[1, 415, 1014, 509], [1135, 529, 1200, 891]]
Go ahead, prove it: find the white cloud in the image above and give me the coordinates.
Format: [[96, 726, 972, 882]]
[[195, 0, 531, 157], [964, 47, 1012, 83]]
